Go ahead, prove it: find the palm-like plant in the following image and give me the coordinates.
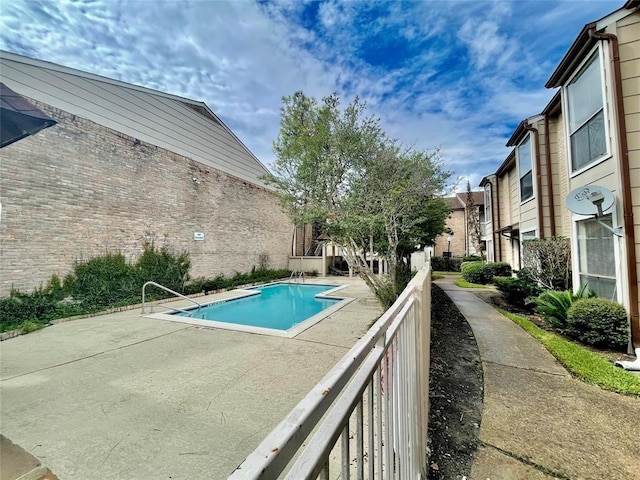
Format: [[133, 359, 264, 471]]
[[534, 283, 594, 330]]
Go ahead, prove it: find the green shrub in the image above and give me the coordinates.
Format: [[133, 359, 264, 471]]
[[430, 256, 462, 272], [395, 264, 415, 295], [460, 261, 511, 285], [62, 273, 77, 295], [20, 320, 43, 334], [136, 242, 191, 294], [372, 275, 397, 310], [74, 246, 192, 307], [184, 275, 229, 295], [495, 277, 531, 307], [533, 283, 593, 330], [5, 288, 58, 322], [429, 256, 445, 271], [0, 285, 86, 333], [494, 269, 543, 308], [44, 275, 68, 301], [74, 253, 141, 307], [450, 258, 463, 272], [566, 298, 630, 350], [459, 260, 478, 271], [463, 255, 483, 262], [0, 296, 37, 331], [485, 262, 512, 278], [374, 263, 419, 307], [1, 255, 291, 334], [461, 261, 511, 285], [461, 262, 488, 284], [184, 269, 292, 295]]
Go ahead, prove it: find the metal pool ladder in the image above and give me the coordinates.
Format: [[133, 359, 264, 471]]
[[141, 281, 202, 316], [289, 271, 305, 283]]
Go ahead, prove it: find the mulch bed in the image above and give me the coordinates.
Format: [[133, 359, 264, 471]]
[[428, 285, 484, 479]]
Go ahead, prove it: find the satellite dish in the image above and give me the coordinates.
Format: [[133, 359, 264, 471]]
[[566, 185, 614, 215]]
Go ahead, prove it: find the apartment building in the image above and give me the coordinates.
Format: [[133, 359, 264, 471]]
[[481, 0, 640, 348]]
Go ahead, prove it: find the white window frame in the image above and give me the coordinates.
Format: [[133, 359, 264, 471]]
[[484, 183, 492, 223], [570, 210, 622, 302], [516, 133, 534, 204], [563, 44, 612, 177], [486, 238, 494, 262], [520, 229, 537, 243], [519, 228, 537, 272], [519, 228, 539, 268]]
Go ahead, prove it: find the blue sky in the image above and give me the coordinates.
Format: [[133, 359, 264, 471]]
[[0, 0, 623, 191]]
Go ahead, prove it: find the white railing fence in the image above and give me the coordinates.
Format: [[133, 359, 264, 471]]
[[229, 264, 432, 480]]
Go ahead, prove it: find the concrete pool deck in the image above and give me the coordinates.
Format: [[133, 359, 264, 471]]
[[0, 277, 382, 480]]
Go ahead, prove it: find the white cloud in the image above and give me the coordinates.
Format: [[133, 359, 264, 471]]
[[0, 0, 621, 188]]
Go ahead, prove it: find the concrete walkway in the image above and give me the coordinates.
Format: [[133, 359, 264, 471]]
[[435, 277, 640, 480]]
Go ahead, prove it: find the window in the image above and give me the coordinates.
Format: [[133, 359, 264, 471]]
[[484, 184, 492, 222], [518, 135, 533, 202], [520, 230, 537, 270], [577, 215, 616, 299], [521, 229, 536, 253], [567, 52, 608, 172]]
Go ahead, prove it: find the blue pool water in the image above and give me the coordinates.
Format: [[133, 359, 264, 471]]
[[176, 283, 341, 331]]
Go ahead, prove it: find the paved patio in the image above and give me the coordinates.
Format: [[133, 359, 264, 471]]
[[0, 277, 382, 479]]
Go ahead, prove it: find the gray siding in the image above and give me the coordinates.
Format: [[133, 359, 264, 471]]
[[0, 51, 270, 187]]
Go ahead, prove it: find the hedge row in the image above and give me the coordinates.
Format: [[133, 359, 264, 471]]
[[430, 255, 483, 272], [460, 261, 511, 284], [183, 268, 292, 295], [0, 245, 291, 333]]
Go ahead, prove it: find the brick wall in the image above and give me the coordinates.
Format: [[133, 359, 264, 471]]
[[0, 100, 293, 296], [433, 209, 466, 257]]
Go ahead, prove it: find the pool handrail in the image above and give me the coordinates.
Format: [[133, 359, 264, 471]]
[[141, 281, 202, 315], [289, 271, 305, 283]]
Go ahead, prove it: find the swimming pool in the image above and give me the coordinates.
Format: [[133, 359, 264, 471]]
[[145, 282, 352, 337]]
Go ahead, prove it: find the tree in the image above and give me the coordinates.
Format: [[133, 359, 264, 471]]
[[266, 91, 451, 307], [465, 181, 482, 256], [521, 237, 572, 290]]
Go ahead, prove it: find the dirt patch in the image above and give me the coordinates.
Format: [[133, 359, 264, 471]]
[[428, 285, 484, 479]]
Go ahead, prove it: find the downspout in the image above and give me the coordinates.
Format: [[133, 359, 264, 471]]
[[544, 114, 557, 236], [302, 224, 306, 257], [589, 28, 639, 350], [464, 204, 469, 255], [292, 227, 297, 256], [495, 179, 502, 261], [487, 188, 495, 261], [525, 124, 544, 238]]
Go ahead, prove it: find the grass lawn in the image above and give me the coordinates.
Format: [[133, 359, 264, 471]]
[[499, 309, 640, 397], [454, 279, 487, 289]]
